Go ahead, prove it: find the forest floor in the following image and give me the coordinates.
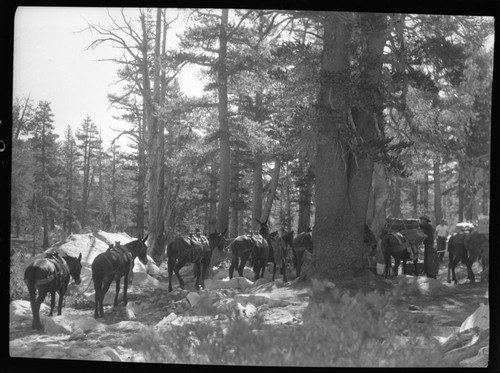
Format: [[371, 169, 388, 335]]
[[9, 233, 489, 367], [9, 260, 488, 366]]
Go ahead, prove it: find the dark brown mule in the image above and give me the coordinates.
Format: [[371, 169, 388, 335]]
[[379, 229, 418, 278], [24, 252, 82, 330], [92, 236, 149, 318], [448, 230, 488, 284], [167, 230, 227, 292], [229, 220, 270, 281], [292, 228, 313, 277]]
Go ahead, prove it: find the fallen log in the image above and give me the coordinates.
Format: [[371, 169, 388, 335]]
[[459, 346, 489, 367], [441, 328, 489, 366]]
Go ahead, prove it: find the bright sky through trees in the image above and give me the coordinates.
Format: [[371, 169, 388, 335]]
[[13, 7, 205, 147]]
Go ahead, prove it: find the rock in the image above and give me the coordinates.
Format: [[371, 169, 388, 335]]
[[68, 328, 86, 341], [10, 300, 49, 322], [126, 302, 136, 320], [409, 305, 423, 311], [101, 346, 122, 361], [186, 292, 201, 307], [43, 314, 99, 335], [43, 317, 72, 335], [204, 277, 252, 290], [155, 313, 178, 330], [235, 293, 291, 308], [107, 321, 145, 332], [235, 302, 257, 319], [459, 345, 489, 367], [460, 304, 489, 332], [89, 353, 113, 361]]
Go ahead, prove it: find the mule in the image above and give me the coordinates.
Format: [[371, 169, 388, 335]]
[[167, 229, 227, 292], [228, 232, 269, 281], [24, 251, 83, 330], [92, 236, 149, 318], [379, 229, 418, 278], [448, 230, 488, 284], [268, 230, 294, 282], [292, 228, 313, 277]]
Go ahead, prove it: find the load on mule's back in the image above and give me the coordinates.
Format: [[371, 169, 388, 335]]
[[228, 218, 270, 281], [447, 224, 489, 284], [379, 218, 427, 278], [24, 251, 82, 330], [166, 229, 226, 292], [91, 236, 149, 319]]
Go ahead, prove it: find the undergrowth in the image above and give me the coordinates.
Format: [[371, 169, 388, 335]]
[[134, 279, 445, 367]]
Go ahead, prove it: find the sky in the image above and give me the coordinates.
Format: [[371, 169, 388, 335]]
[[13, 7, 205, 148]]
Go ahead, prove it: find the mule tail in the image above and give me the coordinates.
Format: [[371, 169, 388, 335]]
[[23, 266, 37, 297]]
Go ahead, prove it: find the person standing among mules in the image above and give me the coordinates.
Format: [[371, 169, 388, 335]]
[[435, 219, 449, 262], [420, 216, 437, 278]]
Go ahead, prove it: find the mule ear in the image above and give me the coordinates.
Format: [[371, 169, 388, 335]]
[[78, 253, 82, 262], [255, 218, 262, 224], [142, 234, 149, 243], [222, 228, 227, 236]]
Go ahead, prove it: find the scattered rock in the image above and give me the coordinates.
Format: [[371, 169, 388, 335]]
[[68, 328, 86, 341], [106, 321, 145, 332], [460, 303, 489, 332], [101, 346, 122, 361], [186, 292, 201, 307], [409, 305, 423, 311], [43, 314, 99, 335], [10, 300, 49, 322]]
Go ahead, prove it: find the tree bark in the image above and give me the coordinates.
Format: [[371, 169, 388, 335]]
[[367, 163, 388, 238], [433, 159, 443, 224], [297, 164, 314, 233], [390, 176, 402, 218], [313, 13, 386, 280], [251, 153, 263, 232], [261, 158, 281, 222], [216, 9, 231, 235]]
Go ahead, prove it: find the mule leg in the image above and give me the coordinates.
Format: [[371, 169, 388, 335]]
[[100, 276, 113, 316], [168, 258, 175, 292], [93, 276, 102, 318], [174, 259, 186, 289], [114, 277, 122, 307], [395, 259, 401, 277], [123, 268, 130, 306], [412, 259, 418, 277], [31, 290, 47, 330], [272, 262, 276, 281], [466, 258, 476, 283], [48, 290, 56, 316], [57, 289, 64, 316], [238, 252, 249, 277]]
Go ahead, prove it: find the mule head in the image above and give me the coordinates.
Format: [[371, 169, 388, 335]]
[[66, 253, 82, 285], [136, 239, 149, 265], [209, 230, 227, 252], [256, 218, 269, 237]]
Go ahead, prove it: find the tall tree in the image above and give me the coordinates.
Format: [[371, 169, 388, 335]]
[[30, 101, 59, 248], [313, 12, 389, 279], [75, 115, 101, 228]]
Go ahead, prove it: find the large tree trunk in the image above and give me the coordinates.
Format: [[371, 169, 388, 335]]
[[251, 153, 263, 232], [208, 162, 218, 233], [313, 13, 386, 280], [216, 9, 230, 235], [458, 164, 464, 221], [433, 159, 443, 224], [367, 163, 388, 238], [390, 176, 402, 218], [421, 172, 429, 213], [261, 158, 281, 222], [147, 10, 166, 260], [297, 164, 314, 233]]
